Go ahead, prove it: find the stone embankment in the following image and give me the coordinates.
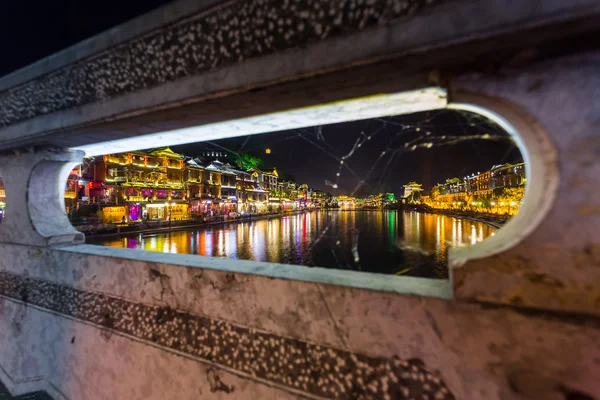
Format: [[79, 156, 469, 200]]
[[78, 209, 313, 238], [410, 206, 508, 229]]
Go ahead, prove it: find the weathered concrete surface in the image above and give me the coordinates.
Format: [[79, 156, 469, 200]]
[[0, 0, 599, 398], [1, 243, 599, 399], [449, 51, 600, 316], [0, 298, 300, 400], [0, 150, 84, 247]]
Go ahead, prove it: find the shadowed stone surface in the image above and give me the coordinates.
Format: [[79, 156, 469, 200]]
[[0, 270, 454, 399], [449, 51, 600, 316], [0, 150, 84, 247], [0, 0, 447, 129], [1, 242, 600, 399], [0, 381, 53, 400]]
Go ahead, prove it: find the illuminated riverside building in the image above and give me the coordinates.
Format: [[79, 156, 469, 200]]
[[218, 164, 239, 215], [363, 193, 385, 208], [403, 182, 423, 199], [466, 170, 491, 194], [185, 158, 224, 216], [270, 181, 298, 211], [309, 190, 338, 208], [223, 164, 267, 214], [296, 184, 310, 208], [263, 181, 312, 211], [67, 148, 187, 223], [358, 193, 396, 209], [94, 148, 188, 222], [490, 162, 526, 188], [66, 148, 288, 222], [65, 146, 365, 221], [425, 162, 527, 215], [336, 195, 357, 209], [250, 168, 279, 192]]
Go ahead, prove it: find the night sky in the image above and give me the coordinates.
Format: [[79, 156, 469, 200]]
[[1, 1, 522, 196], [0, 0, 173, 77], [172, 111, 522, 195]]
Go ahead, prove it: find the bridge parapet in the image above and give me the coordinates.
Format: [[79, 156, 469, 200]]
[[0, 0, 599, 398], [0, 0, 598, 151], [0, 243, 599, 399], [448, 51, 600, 316]]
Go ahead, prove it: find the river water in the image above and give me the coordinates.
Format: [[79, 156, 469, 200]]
[[92, 211, 496, 279]]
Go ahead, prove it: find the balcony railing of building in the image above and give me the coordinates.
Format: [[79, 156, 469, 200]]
[[105, 155, 129, 164], [186, 177, 203, 184]]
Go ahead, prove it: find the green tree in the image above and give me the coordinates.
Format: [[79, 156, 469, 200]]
[[236, 153, 264, 170]]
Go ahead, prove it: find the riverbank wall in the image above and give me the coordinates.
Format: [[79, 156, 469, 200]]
[[84, 209, 315, 239], [85, 207, 506, 240], [331, 207, 507, 229], [412, 208, 507, 229]]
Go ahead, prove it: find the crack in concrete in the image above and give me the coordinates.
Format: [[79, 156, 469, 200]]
[[148, 267, 175, 304], [425, 309, 444, 343], [316, 283, 348, 349], [206, 368, 234, 394]]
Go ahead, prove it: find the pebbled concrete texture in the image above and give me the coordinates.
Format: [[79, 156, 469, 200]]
[[1, 242, 599, 399], [0, 0, 448, 129], [449, 51, 600, 316], [0, 298, 300, 400]]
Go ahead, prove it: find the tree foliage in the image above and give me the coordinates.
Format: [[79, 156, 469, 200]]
[[236, 153, 264, 170]]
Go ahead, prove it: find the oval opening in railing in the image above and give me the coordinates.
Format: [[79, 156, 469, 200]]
[[72, 109, 524, 279]]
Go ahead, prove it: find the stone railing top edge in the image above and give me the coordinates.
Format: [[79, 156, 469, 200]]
[[0, 0, 222, 92], [2, 0, 599, 95], [0, 0, 598, 136], [57, 244, 453, 299]]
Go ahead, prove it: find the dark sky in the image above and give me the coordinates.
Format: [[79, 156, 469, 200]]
[[172, 110, 522, 196], [0, 0, 173, 77], [1, 1, 522, 196]]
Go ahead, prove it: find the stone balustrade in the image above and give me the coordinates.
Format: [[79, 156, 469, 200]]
[[1, 243, 599, 399], [0, 0, 599, 398]]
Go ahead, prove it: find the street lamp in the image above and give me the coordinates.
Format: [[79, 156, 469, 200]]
[[509, 201, 516, 215]]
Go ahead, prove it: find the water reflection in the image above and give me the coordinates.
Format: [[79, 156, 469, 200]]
[[93, 211, 495, 279]]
